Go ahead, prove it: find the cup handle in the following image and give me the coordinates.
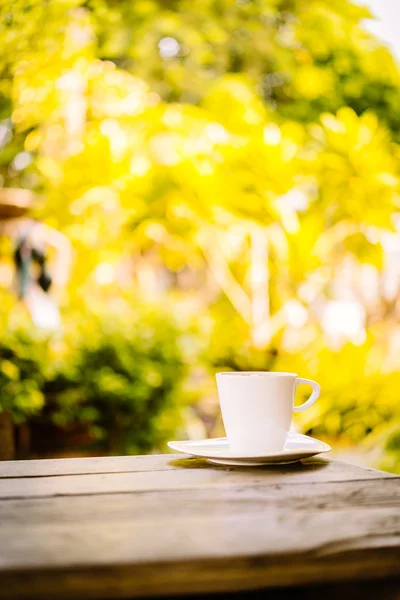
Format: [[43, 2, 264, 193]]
[[293, 378, 320, 412]]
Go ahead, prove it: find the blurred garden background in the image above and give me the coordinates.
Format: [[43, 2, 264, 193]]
[[1, 0, 400, 471]]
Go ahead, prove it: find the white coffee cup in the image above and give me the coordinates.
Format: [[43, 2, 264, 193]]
[[216, 371, 320, 455]]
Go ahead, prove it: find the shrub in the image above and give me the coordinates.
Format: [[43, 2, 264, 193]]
[[44, 307, 188, 454], [0, 327, 47, 423], [0, 303, 188, 455]]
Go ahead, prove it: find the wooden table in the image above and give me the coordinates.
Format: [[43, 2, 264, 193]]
[[0, 454, 399, 599]]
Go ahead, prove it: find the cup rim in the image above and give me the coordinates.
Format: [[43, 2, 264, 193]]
[[216, 371, 298, 377]]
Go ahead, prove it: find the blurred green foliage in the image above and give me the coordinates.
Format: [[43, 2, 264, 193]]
[[46, 308, 187, 454], [0, 327, 47, 423], [0, 0, 400, 468], [0, 298, 187, 454]]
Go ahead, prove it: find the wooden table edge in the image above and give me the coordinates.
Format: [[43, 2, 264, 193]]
[[0, 546, 399, 599]]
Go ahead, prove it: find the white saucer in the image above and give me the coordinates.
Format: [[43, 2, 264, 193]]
[[168, 432, 331, 466]]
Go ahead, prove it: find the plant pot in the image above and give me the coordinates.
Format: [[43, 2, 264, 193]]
[[27, 419, 97, 458], [0, 411, 15, 460]]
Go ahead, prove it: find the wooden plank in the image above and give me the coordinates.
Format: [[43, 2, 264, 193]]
[[0, 458, 395, 499], [2, 565, 400, 600], [1, 479, 399, 558], [0, 455, 398, 599], [0, 480, 398, 562], [0, 453, 180, 478], [0, 454, 393, 480], [0, 478, 399, 598], [0, 454, 393, 485]]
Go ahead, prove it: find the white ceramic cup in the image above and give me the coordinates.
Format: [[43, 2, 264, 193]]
[[216, 371, 320, 455]]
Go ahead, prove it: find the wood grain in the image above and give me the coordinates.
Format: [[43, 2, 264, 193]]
[[0, 458, 395, 499], [0, 453, 393, 481], [0, 454, 398, 599], [0, 453, 179, 478], [0, 549, 399, 600], [1, 479, 399, 567]]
